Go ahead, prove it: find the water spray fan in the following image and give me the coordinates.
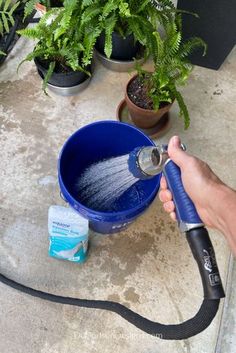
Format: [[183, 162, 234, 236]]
[[0, 143, 225, 341]]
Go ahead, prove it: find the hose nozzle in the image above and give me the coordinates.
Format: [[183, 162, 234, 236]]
[[128, 145, 168, 179], [128, 144, 187, 180]]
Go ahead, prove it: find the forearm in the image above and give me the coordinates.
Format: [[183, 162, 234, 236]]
[[213, 184, 236, 255]]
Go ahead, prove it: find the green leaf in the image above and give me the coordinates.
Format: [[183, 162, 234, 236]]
[[152, 31, 164, 60], [3, 0, 11, 12], [42, 61, 55, 94], [119, 2, 130, 17], [83, 25, 102, 65], [102, 0, 117, 20], [9, 1, 20, 16], [176, 9, 199, 19], [17, 27, 41, 39], [157, 0, 175, 9], [128, 16, 146, 46], [136, 0, 150, 14], [24, 0, 38, 20], [81, 5, 100, 25], [152, 95, 160, 110], [171, 86, 190, 129], [180, 37, 207, 58], [0, 18, 3, 35], [54, 25, 65, 41], [82, 0, 94, 8], [2, 13, 9, 33], [104, 13, 117, 58], [8, 13, 14, 27]]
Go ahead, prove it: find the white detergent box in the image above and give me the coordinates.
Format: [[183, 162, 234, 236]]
[[48, 205, 89, 263]]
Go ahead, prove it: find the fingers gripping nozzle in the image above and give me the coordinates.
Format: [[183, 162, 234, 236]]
[[129, 143, 201, 231]]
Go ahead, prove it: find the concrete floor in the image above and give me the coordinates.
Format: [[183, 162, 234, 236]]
[[216, 255, 236, 353], [0, 35, 236, 353]]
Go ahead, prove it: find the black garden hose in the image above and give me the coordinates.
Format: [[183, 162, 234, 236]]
[[0, 228, 225, 340], [0, 272, 219, 340]]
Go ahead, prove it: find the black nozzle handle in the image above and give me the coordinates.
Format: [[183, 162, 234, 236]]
[[186, 227, 225, 299]]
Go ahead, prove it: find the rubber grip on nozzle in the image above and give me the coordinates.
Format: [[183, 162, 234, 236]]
[[163, 160, 202, 225]]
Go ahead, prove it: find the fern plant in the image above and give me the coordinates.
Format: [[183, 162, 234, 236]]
[[135, 14, 206, 129], [23, 0, 64, 19], [18, 0, 101, 91], [0, 0, 20, 36], [81, 0, 176, 59]]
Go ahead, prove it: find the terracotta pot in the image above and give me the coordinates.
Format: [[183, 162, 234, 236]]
[[125, 75, 173, 129]]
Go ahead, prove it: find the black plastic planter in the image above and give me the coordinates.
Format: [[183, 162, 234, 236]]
[[35, 58, 89, 87], [50, 0, 63, 6], [35, 58, 92, 96], [0, 8, 36, 66], [0, 17, 20, 65], [96, 32, 139, 61], [177, 0, 236, 70]]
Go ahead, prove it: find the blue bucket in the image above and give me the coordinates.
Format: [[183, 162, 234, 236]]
[[58, 121, 160, 234]]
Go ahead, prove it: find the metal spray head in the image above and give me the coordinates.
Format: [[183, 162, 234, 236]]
[[136, 146, 169, 176], [128, 144, 186, 179]]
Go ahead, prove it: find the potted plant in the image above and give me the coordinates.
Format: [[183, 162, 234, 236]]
[[0, 0, 20, 64], [18, 0, 99, 95], [124, 16, 206, 129], [83, 0, 175, 64]]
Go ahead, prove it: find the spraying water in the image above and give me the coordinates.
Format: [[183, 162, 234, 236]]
[[76, 154, 139, 212]]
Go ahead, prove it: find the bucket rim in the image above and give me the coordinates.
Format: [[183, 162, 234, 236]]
[[58, 120, 160, 220]]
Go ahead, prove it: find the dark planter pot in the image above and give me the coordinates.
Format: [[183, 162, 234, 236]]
[[14, 3, 25, 15], [125, 75, 173, 129], [34, 58, 90, 87], [50, 0, 63, 6], [0, 17, 20, 65], [0, 8, 36, 66], [178, 0, 236, 70], [96, 32, 139, 61]]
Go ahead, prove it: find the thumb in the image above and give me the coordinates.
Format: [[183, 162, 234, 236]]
[[168, 136, 190, 168]]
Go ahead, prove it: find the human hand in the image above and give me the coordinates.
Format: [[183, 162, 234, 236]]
[[159, 136, 223, 229], [159, 135, 236, 254]]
